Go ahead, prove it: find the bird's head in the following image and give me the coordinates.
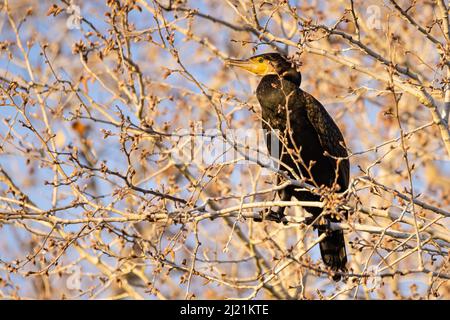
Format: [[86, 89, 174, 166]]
[[226, 52, 301, 85]]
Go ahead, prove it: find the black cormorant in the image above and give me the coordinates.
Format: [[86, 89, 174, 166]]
[[227, 53, 349, 279]]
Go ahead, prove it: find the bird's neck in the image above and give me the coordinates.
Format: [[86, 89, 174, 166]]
[[281, 69, 301, 86], [257, 74, 300, 99], [256, 74, 301, 115]]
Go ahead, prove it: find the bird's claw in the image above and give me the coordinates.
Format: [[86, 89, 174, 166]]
[[253, 208, 269, 222], [268, 210, 288, 224], [254, 209, 288, 225], [304, 215, 316, 226]]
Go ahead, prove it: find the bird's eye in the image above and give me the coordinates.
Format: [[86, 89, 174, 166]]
[[258, 58, 264, 63]]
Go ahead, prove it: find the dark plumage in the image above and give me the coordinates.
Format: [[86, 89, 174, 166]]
[[227, 53, 349, 280]]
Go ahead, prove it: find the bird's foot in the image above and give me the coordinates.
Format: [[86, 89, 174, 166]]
[[268, 210, 288, 224], [254, 209, 288, 224], [253, 208, 270, 222], [304, 215, 317, 226]]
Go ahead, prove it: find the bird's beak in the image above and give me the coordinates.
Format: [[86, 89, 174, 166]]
[[226, 58, 268, 75]]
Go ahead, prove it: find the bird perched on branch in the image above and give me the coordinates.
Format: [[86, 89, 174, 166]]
[[227, 52, 349, 280]]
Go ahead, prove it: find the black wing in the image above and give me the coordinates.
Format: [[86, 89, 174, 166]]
[[302, 91, 350, 189]]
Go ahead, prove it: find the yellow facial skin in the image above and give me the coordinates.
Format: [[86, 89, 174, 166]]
[[226, 57, 276, 75]]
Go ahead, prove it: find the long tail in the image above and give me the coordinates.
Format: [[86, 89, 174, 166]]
[[317, 226, 347, 281], [292, 190, 348, 280]]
